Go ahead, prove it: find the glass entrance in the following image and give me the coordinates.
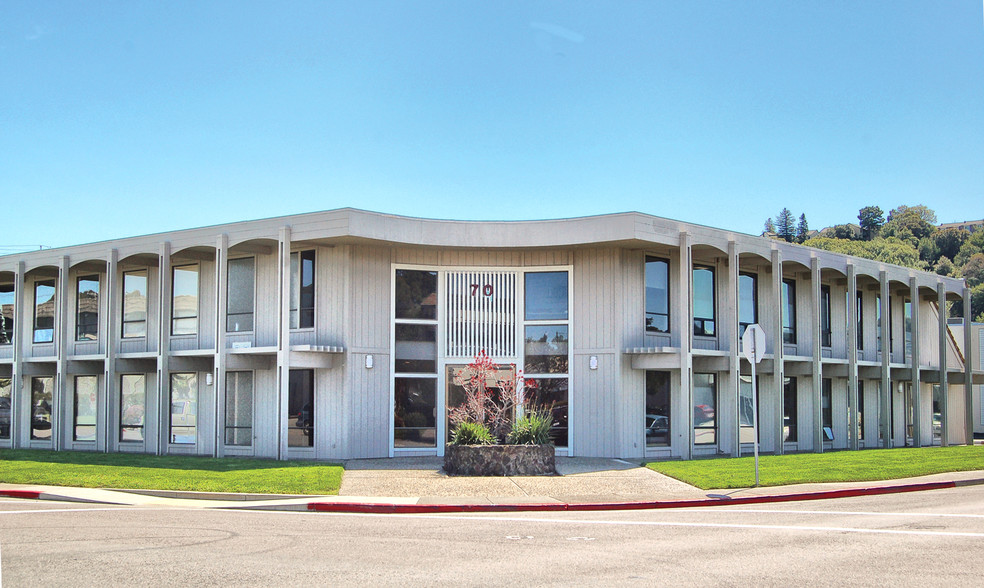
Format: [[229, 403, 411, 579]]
[[445, 362, 517, 444]]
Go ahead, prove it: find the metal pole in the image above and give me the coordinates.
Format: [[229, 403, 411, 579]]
[[751, 355, 760, 487]]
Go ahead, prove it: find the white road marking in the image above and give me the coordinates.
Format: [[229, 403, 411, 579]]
[[0, 507, 134, 516], [696, 508, 984, 519]]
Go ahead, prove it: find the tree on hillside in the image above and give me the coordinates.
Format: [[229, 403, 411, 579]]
[[954, 230, 984, 267], [961, 253, 984, 288], [858, 206, 884, 241], [795, 214, 809, 244], [933, 227, 970, 262], [763, 218, 776, 235], [883, 205, 937, 242], [776, 208, 796, 242], [802, 237, 922, 269]]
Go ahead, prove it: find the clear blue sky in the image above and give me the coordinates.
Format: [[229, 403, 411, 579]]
[[2, 1, 982, 252]]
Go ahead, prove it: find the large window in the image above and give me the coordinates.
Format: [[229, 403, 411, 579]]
[[739, 375, 759, 444], [524, 272, 568, 321], [856, 292, 864, 350], [0, 283, 13, 345], [227, 257, 255, 332], [524, 271, 569, 447], [33, 280, 56, 344], [122, 270, 148, 338], [783, 377, 797, 442], [738, 272, 757, 337], [645, 256, 669, 333], [30, 376, 54, 440], [692, 266, 715, 337], [0, 378, 11, 439], [171, 265, 199, 336], [645, 371, 670, 447], [821, 378, 833, 441], [820, 285, 832, 348], [693, 373, 716, 445], [73, 375, 97, 442], [856, 381, 865, 441], [120, 374, 146, 442], [904, 299, 912, 356], [225, 371, 253, 446], [76, 276, 99, 341], [393, 269, 438, 449], [289, 250, 315, 329], [288, 369, 314, 447], [169, 373, 197, 444], [781, 278, 796, 344], [876, 295, 882, 353]]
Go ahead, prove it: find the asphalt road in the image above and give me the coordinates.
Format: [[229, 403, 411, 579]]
[[2, 485, 983, 586]]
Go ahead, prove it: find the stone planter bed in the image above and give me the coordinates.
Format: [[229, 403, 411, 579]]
[[444, 444, 556, 476]]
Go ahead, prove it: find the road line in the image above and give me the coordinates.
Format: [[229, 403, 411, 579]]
[[694, 508, 984, 519], [0, 507, 135, 516]]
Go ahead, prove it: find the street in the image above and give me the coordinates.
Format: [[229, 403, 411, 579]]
[[2, 485, 983, 586]]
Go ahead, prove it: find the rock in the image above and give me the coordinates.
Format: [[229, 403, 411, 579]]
[[444, 444, 556, 476]]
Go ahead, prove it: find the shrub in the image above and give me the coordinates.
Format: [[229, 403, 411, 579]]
[[450, 421, 496, 446], [508, 407, 553, 445]]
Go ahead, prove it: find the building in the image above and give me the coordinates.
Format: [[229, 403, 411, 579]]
[[938, 219, 984, 234], [0, 209, 980, 460]]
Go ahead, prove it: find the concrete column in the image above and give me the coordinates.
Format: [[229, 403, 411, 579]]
[[811, 257, 822, 452], [937, 282, 948, 447], [847, 264, 859, 450], [909, 277, 921, 447], [11, 262, 25, 448], [103, 250, 119, 453], [728, 241, 740, 457], [277, 226, 292, 460], [964, 287, 974, 445], [879, 271, 891, 448], [214, 234, 229, 457], [157, 241, 172, 455], [54, 255, 69, 451], [772, 248, 784, 454]]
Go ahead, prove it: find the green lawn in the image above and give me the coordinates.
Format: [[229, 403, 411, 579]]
[[0, 449, 343, 495], [647, 445, 984, 489]]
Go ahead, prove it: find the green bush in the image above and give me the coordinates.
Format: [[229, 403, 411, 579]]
[[508, 408, 553, 445], [450, 421, 496, 446]]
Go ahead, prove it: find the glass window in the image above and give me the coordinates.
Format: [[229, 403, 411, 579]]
[[526, 377, 568, 447], [395, 269, 437, 320], [821, 378, 833, 441], [0, 377, 12, 440], [738, 272, 757, 337], [73, 375, 98, 441], [33, 280, 56, 344], [876, 295, 882, 353], [645, 371, 670, 447], [171, 265, 199, 336], [289, 250, 315, 329], [524, 271, 568, 321], [394, 324, 437, 373], [932, 384, 942, 441], [524, 325, 569, 374], [225, 371, 254, 446], [820, 285, 832, 347], [122, 270, 148, 338], [693, 373, 717, 445], [783, 377, 797, 442], [0, 283, 13, 345], [288, 369, 314, 447], [394, 377, 436, 448], [739, 375, 760, 443], [30, 376, 54, 440], [227, 258, 255, 332], [169, 373, 197, 444], [904, 299, 912, 356], [856, 381, 865, 441], [782, 279, 796, 344], [856, 292, 864, 350], [692, 266, 715, 337], [645, 257, 669, 333], [76, 276, 99, 341], [120, 374, 145, 442]]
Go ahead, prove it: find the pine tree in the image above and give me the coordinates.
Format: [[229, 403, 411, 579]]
[[763, 218, 776, 235], [776, 208, 795, 242], [795, 214, 809, 243]]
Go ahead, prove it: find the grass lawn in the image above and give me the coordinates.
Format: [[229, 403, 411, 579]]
[[0, 449, 343, 495], [647, 445, 984, 490]]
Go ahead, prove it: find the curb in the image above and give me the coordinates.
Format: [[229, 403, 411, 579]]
[[0, 489, 42, 500]]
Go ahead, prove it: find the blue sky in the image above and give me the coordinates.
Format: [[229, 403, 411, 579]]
[[2, 1, 982, 252]]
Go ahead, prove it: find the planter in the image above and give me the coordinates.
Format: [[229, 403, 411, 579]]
[[444, 444, 556, 476]]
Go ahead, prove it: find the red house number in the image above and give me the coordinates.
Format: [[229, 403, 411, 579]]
[[470, 284, 494, 296]]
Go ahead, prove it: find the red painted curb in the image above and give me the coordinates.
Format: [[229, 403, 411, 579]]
[[0, 490, 43, 500], [306, 481, 958, 514]]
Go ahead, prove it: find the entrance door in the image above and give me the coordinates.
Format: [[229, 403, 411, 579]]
[[445, 362, 517, 445]]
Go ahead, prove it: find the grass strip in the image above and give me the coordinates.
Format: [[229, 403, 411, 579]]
[[0, 449, 343, 495], [647, 445, 984, 490]]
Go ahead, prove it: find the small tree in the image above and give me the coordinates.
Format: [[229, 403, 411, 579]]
[[795, 214, 809, 244], [858, 206, 884, 241], [961, 253, 984, 288], [447, 350, 536, 442], [776, 208, 795, 242], [763, 218, 776, 235]]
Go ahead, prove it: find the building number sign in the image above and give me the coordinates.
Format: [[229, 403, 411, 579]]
[[470, 283, 494, 297]]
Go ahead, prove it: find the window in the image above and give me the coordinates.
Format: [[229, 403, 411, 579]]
[[289, 250, 315, 329], [781, 278, 796, 344], [394, 269, 438, 449], [0, 377, 11, 440], [524, 271, 568, 320], [169, 373, 197, 444], [33, 280, 56, 344], [692, 266, 715, 337], [645, 371, 670, 447], [783, 377, 797, 442], [76, 275, 99, 341], [171, 265, 199, 336], [857, 382, 865, 441], [395, 269, 437, 320], [738, 272, 757, 337], [225, 371, 253, 446], [524, 271, 570, 447], [904, 299, 912, 356], [122, 270, 148, 338], [645, 257, 669, 333], [227, 258, 255, 332], [524, 325, 568, 374], [738, 375, 760, 444], [288, 369, 314, 447], [73, 376, 97, 441], [0, 284, 15, 346], [30, 376, 54, 440], [120, 374, 145, 442], [821, 378, 833, 441], [820, 285, 832, 348], [876, 295, 882, 353], [856, 292, 864, 350], [395, 324, 437, 373], [693, 373, 716, 445]]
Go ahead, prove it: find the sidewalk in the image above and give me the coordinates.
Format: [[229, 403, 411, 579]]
[[2, 458, 983, 514]]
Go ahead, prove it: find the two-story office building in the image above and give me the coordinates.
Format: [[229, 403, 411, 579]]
[[0, 209, 979, 461]]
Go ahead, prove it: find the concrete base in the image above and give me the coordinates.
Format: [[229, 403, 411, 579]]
[[444, 444, 556, 476]]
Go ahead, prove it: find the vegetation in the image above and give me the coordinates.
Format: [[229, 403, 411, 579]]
[[508, 407, 553, 445], [0, 449, 343, 495], [449, 421, 496, 445], [647, 445, 984, 489]]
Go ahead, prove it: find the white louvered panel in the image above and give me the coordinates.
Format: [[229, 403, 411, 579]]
[[446, 271, 516, 358]]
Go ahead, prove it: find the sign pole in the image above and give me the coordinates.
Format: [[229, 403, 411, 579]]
[[742, 323, 766, 488], [751, 350, 760, 487]]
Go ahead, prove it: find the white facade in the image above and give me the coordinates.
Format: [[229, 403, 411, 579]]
[[0, 209, 980, 460]]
